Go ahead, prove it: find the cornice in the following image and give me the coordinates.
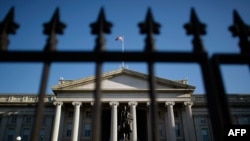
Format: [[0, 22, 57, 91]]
[[0, 95, 55, 104], [0, 94, 249, 107], [192, 94, 250, 106], [53, 88, 195, 94]]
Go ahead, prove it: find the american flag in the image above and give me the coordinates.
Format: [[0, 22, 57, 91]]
[[115, 36, 124, 41]]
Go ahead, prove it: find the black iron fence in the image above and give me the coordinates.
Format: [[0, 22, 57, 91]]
[[0, 6, 250, 141]]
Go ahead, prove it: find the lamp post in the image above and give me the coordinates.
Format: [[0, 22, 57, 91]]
[[16, 136, 21, 141]]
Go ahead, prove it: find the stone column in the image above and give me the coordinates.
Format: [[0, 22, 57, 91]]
[[52, 101, 63, 141], [72, 102, 82, 141], [14, 115, 23, 139], [110, 102, 119, 141], [129, 101, 138, 141], [58, 107, 65, 141], [0, 116, 8, 140], [165, 102, 176, 141], [184, 102, 196, 141]]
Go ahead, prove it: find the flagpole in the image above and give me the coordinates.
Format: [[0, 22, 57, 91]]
[[121, 36, 125, 68]]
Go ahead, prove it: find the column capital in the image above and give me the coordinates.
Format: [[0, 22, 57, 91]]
[[109, 101, 119, 106], [72, 101, 82, 106], [128, 101, 138, 106], [184, 101, 193, 106], [53, 101, 63, 106], [165, 101, 175, 106]]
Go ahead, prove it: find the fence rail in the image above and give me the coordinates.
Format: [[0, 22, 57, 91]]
[[1, 6, 249, 141]]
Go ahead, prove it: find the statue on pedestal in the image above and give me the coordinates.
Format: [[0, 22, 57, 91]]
[[118, 106, 132, 141]]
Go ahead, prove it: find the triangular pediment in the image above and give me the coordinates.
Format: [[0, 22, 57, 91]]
[[73, 74, 168, 90], [52, 69, 195, 92]]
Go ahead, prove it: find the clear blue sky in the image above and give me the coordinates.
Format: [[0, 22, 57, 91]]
[[0, 0, 250, 94]]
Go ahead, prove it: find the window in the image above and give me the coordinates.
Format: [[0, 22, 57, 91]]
[[239, 116, 250, 125], [158, 110, 165, 119], [66, 123, 72, 137], [242, 116, 250, 124], [86, 111, 92, 118], [26, 116, 32, 124], [174, 111, 179, 118], [11, 116, 17, 124], [22, 128, 30, 141], [7, 128, 14, 141], [68, 111, 73, 118], [158, 123, 165, 137], [200, 116, 206, 124], [84, 123, 91, 137], [42, 116, 47, 125], [175, 123, 180, 137], [0, 116, 2, 127], [40, 129, 45, 141], [201, 128, 209, 141]]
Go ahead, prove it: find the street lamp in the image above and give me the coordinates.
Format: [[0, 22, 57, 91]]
[[16, 136, 21, 141]]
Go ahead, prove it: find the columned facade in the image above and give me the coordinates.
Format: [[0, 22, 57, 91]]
[[0, 69, 250, 141], [49, 100, 198, 141]]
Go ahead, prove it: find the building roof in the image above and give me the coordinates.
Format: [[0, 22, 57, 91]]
[[52, 68, 195, 94]]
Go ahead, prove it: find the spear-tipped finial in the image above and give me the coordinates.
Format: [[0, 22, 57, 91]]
[[184, 8, 207, 53], [138, 8, 160, 34], [43, 8, 66, 35], [138, 8, 161, 52], [90, 7, 112, 51], [90, 7, 112, 34], [0, 7, 20, 51], [43, 7, 66, 51], [229, 10, 250, 54]]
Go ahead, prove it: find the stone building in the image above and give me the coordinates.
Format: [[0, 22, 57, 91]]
[[0, 68, 249, 141]]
